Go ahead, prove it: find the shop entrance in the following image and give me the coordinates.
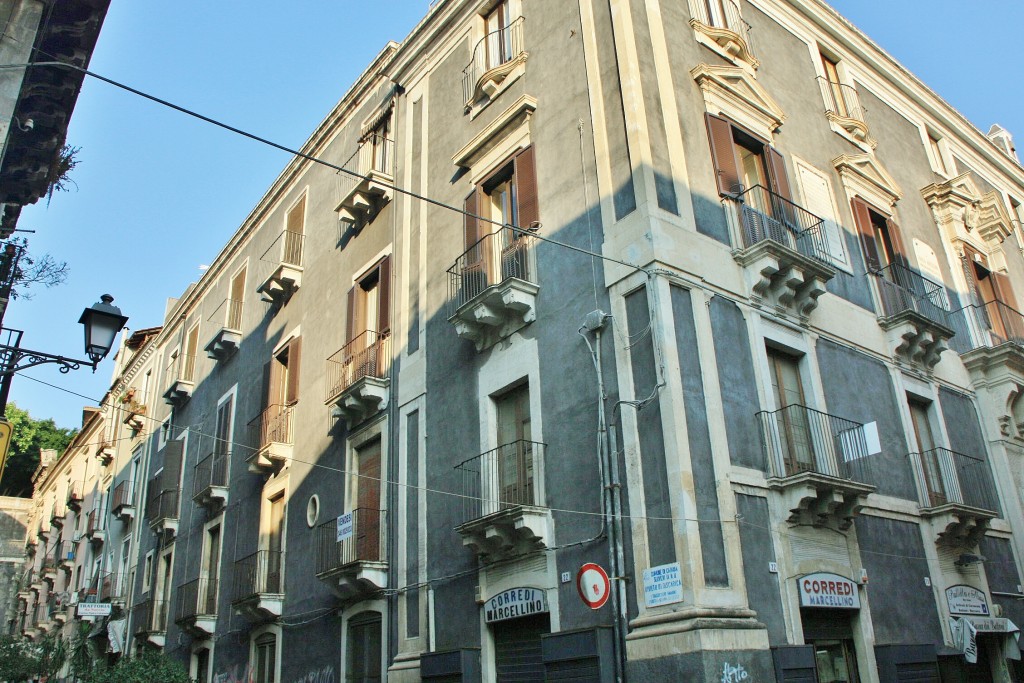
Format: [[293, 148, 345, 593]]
[[802, 608, 861, 683], [492, 613, 550, 683]]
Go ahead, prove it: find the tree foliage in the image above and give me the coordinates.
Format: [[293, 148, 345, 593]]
[[83, 648, 191, 683], [0, 402, 77, 497], [0, 632, 67, 681]]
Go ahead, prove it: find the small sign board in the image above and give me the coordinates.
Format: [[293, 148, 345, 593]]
[[484, 587, 547, 623], [798, 572, 860, 609], [643, 562, 683, 608], [77, 602, 112, 617], [336, 513, 353, 542], [577, 563, 611, 610], [947, 584, 990, 616]]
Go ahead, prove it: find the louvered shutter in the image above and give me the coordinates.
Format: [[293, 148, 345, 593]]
[[162, 440, 184, 491], [464, 189, 482, 265], [705, 113, 741, 196], [285, 337, 301, 405], [851, 198, 881, 273], [267, 357, 282, 407], [767, 147, 793, 202], [287, 199, 305, 236], [886, 218, 908, 268], [514, 146, 539, 230], [377, 256, 392, 335], [345, 286, 358, 344]]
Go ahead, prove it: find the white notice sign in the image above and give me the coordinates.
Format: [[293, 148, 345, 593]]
[[77, 602, 112, 617], [336, 512, 353, 542], [798, 572, 860, 609], [946, 585, 990, 616], [643, 562, 683, 608]]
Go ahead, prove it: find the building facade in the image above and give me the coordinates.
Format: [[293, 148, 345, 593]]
[[13, 0, 1024, 681]]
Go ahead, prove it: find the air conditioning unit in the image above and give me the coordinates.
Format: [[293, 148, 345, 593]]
[[71, 532, 82, 543]]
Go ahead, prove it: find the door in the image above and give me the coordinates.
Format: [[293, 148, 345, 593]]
[[347, 612, 382, 683], [768, 349, 815, 475], [485, 0, 512, 68], [204, 526, 221, 614], [493, 613, 550, 683], [228, 266, 246, 329], [496, 384, 533, 506], [266, 495, 284, 593], [909, 399, 945, 506], [802, 609, 861, 683], [356, 440, 382, 561]]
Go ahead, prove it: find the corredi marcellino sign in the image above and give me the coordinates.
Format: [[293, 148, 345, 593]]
[[484, 587, 548, 623], [798, 572, 860, 609]]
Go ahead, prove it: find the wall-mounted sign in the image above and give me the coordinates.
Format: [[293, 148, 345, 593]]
[[577, 563, 610, 610], [946, 585, 990, 616], [643, 562, 683, 608], [484, 587, 547, 623], [77, 602, 112, 617], [336, 513, 353, 542], [798, 573, 860, 609]]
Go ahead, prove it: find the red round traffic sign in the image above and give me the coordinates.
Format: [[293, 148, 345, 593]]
[[577, 563, 611, 610]]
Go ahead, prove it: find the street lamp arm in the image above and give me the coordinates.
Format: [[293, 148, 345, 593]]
[[0, 344, 94, 377]]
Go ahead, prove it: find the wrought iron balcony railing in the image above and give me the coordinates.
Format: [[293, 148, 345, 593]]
[[167, 352, 197, 384], [871, 263, 952, 329], [49, 502, 66, 525], [948, 300, 1024, 354], [209, 297, 243, 331], [98, 571, 124, 602], [912, 447, 999, 514], [192, 450, 229, 499], [178, 577, 219, 621], [462, 16, 525, 104], [817, 78, 867, 124], [133, 599, 168, 634], [248, 404, 293, 451], [756, 404, 870, 482], [729, 185, 833, 264], [454, 440, 544, 525], [111, 480, 133, 511], [315, 508, 387, 576], [145, 485, 180, 526], [325, 331, 391, 402], [447, 226, 534, 317], [232, 549, 284, 603], [261, 229, 304, 269], [86, 508, 102, 535], [66, 481, 84, 506]]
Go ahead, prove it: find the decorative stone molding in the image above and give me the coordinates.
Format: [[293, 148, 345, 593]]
[[327, 376, 390, 428], [455, 506, 551, 560], [733, 239, 835, 324], [691, 64, 785, 141], [256, 264, 302, 305], [205, 327, 241, 361], [450, 278, 539, 351], [766, 471, 875, 531], [453, 94, 536, 170], [879, 310, 952, 371], [921, 504, 996, 549], [320, 561, 388, 600], [833, 153, 902, 211]]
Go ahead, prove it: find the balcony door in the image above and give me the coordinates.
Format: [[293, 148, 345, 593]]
[[496, 384, 533, 506], [347, 612, 382, 683], [485, 0, 513, 69], [963, 246, 1023, 344], [909, 399, 945, 507], [203, 525, 221, 614], [355, 440, 382, 561], [767, 348, 814, 475], [266, 495, 284, 593]]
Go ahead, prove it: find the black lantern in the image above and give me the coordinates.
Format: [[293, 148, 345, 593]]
[[78, 294, 129, 365]]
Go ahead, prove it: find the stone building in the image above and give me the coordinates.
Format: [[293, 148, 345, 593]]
[[14, 0, 1024, 681]]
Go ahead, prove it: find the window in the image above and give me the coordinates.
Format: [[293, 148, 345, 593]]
[[819, 53, 848, 118], [353, 440, 383, 561], [192, 647, 212, 683], [815, 49, 871, 146], [485, 0, 514, 69], [794, 159, 850, 271], [203, 525, 221, 614], [228, 266, 246, 330], [263, 337, 301, 411], [347, 612, 382, 683], [183, 324, 199, 381], [254, 632, 278, 683], [142, 551, 154, 593], [766, 347, 813, 476], [928, 131, 949, 175], [705, 114, 790, 198], [961, 245, 1022, 342], [908, 397, 944, 507], [463, 0, 525, 110], [686, 0, 756, 70], [495, 384, 535, 507], [850, 198, 904, 274], [345, 257, 392, 380], [265, 494, 285, 593]]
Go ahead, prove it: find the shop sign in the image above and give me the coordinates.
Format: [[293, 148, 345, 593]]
[[946, 585, 990, 616], [484, 587, 547, 623], [798, 572, 860, 609], [965, 617, 1016, 633], [77, 602, 112, 617], [642, 562, 683, 608]]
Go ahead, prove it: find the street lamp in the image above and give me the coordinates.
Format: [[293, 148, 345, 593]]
[[79, 294, 129, 365]]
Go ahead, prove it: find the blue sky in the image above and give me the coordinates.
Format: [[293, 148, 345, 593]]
[[7, 1, 1024, 429]]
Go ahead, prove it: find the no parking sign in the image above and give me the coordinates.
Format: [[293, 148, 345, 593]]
[[576, 563, 610, 610]]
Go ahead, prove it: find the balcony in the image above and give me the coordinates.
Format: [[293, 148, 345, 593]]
[[85, 508, 105, 546], [56, 541, 75, 572], [231, 550, 284, 620], [462, 16, 527, 109], [205, 298, 243, 361], [176, 577, 219, 637], [145, 484, 180, 538], [132, 599, 168, 647], [98, 572, 126, 604], [96, 441, 114, 466], [871, 264, 954, 370], [817, 77, 873, 146], [66, 481, 84, 511], [192, 450, 229, 510], [163, 353, 197, 407], [912, 447, 999, 548], [447, 226, 538, 351], [246, 405, 293, 473], [111, 480, 135, 522], [727, 185, 836, 321], [121, 399, 147, 432], [454, 440, 550, 559], [41, 554, 58, 584], [757, 404, 876, 530], [686, 0, 757, 69], [335, 134, 394, 227], [315, 509, 387, 598], [35, 602, 53, 632], [50, 502, 66, 527], [256, 230, 304, 305], [50, 594, 68, 625], [325, 331, 390, 426]]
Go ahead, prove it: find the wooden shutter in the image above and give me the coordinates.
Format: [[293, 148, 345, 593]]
[[287, 198, 305, 236], [464, 189, 481, 255], [992, 271, 1020, 310], [345, 286, 358, 344], [705, 113, 740, 196], [266, 357, 282, 407], [885, 218, 908, 267], [514, 146, 539, 230], [377, 256, 391, 335], [851, 198, 881, 272], [285, 336, 301, 405], [766, 147, 793, 202], [162, 440, 184, 490]]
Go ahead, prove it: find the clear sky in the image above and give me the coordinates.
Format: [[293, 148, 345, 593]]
[[6, 1, 1024, 430]]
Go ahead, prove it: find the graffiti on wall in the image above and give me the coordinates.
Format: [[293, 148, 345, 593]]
[[721, 662, 750, 683], [288, 665, 336, 683], [213, 664, 254, 683]]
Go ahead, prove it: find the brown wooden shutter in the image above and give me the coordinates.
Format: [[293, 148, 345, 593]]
[[766, 147, 793, 202], [285, 337, 301, 405], [705, 113, 740, 196], [514, 146, 539, 230], [345, 286, 357, 344], [886, 218, 908, 267], [261, 360, 273, 413], [851, 198, 881, 272], [377, 256, 391, 334], [162, 440, 184, 490], [992, 271, 1020, 310], [267, 356, 283, 407], [287, 199, 305, 235], [464, 189, 480, 254]]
